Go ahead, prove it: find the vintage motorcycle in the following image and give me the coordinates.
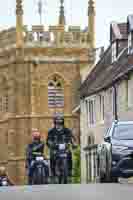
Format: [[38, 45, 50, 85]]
[[31, 153, 49, 185], [54, 136, 71, 184], [0, 177, 10, 186]]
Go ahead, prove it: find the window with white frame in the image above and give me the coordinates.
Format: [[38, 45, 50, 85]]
[[112, 85, 119, 118], [99, 94, 104, 121], [86, 98, 96, 125], [112, 42, 117, 63], [108, 88, 114, 115], [112, 87, 116, 116], [86, 100, 89, 125], [125, 79, 128, 108], [127, 76, 133, 107], [128, 32, 133, 54]]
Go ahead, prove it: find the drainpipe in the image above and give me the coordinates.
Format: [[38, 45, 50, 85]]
[[113, 84, 118, 121]]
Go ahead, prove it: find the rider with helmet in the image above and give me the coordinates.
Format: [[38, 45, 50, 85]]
[[0, 166, 14, 186], [26, 129, 45, 185], [47, 114, 75, 181]]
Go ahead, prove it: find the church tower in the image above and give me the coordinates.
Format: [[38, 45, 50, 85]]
[[0, 0, 96, 185]]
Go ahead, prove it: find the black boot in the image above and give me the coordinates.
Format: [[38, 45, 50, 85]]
[[28, 176, 33, 185]]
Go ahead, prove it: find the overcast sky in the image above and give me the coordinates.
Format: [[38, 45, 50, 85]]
[[0, 0, 133, 48]]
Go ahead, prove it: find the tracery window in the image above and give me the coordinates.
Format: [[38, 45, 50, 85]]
[[0, 94, 9, 113], [3, 95, 8, 112], [0, 76, 8, 113], [48, 76, 64, 108]]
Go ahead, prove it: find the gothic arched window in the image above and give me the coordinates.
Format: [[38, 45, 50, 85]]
[[0, 93, 9, 113], [3, 95, 8, 112], [48, 76, 64, 108], [0, 76, 8, 114]]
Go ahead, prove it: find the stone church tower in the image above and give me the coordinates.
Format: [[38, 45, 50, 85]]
[[0, 0, 96, 184]]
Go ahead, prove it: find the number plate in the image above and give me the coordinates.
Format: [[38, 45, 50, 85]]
[[36, 156, 44, 161], [59, 153, 67, 158], [2, 181, 7, 186], [59, 144, 66, 150], [43, 160, 48, 165]]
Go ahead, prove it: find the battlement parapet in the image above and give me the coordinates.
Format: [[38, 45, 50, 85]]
[[0, 25, 90, 49], [0, 27, 16, 48]]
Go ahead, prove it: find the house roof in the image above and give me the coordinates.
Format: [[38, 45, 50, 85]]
[[81, 45, 112, 90], [80, 45, 133, 98], [80, 18, 133, 99]]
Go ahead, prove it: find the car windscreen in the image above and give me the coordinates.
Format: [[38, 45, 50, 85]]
[[113, 124, 133, 140]]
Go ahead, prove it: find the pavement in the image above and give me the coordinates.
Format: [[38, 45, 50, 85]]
[[0, 184, 133, 200]]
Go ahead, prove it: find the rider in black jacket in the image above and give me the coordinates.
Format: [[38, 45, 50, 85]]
[[47, 114, 75, 181], [26, 129, 45, 185]]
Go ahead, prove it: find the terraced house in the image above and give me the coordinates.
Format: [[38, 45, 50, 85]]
[[80, 15, 133, 183], [0, 0, 96, 184]]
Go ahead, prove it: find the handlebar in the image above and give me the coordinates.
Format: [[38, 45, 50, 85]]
[[32, 152, 43, 156]]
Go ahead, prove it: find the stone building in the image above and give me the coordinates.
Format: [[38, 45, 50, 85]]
[[0, 0, 96, 184], [80, 15, 133, 182]]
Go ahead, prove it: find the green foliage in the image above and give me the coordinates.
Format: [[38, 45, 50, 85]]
[[72, 145, 81, 184]]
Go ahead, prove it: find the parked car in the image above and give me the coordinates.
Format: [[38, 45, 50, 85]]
[[97, 120, 133, 183]]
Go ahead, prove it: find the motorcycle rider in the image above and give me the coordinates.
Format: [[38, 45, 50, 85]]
[[26, 129, 47, 185], [47, 114, 76, 182], [0, 166, 14, 186]]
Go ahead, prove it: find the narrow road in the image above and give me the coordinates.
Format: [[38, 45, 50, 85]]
[[0, 184, 133, 200]]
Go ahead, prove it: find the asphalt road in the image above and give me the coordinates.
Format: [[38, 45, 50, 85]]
[[0, 184, 133, 200]]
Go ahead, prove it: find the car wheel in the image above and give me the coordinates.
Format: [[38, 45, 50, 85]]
[[106, 151, 118, 183], [98, 152, 113, 183], [99, 174, 107, 183]]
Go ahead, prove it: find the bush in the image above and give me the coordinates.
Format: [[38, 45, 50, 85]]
[[72, 145, 81, 184]]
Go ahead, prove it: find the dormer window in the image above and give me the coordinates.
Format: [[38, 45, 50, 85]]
[[127, 15, 133, 54], [112, 41, 117, 63], [128, 31, 133, 54]]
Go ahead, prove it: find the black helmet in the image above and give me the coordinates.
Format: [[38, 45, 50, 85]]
[[53, 113, 64, 126]]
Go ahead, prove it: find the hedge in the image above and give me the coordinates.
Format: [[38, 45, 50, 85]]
[[72, 145, 81, 184]]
